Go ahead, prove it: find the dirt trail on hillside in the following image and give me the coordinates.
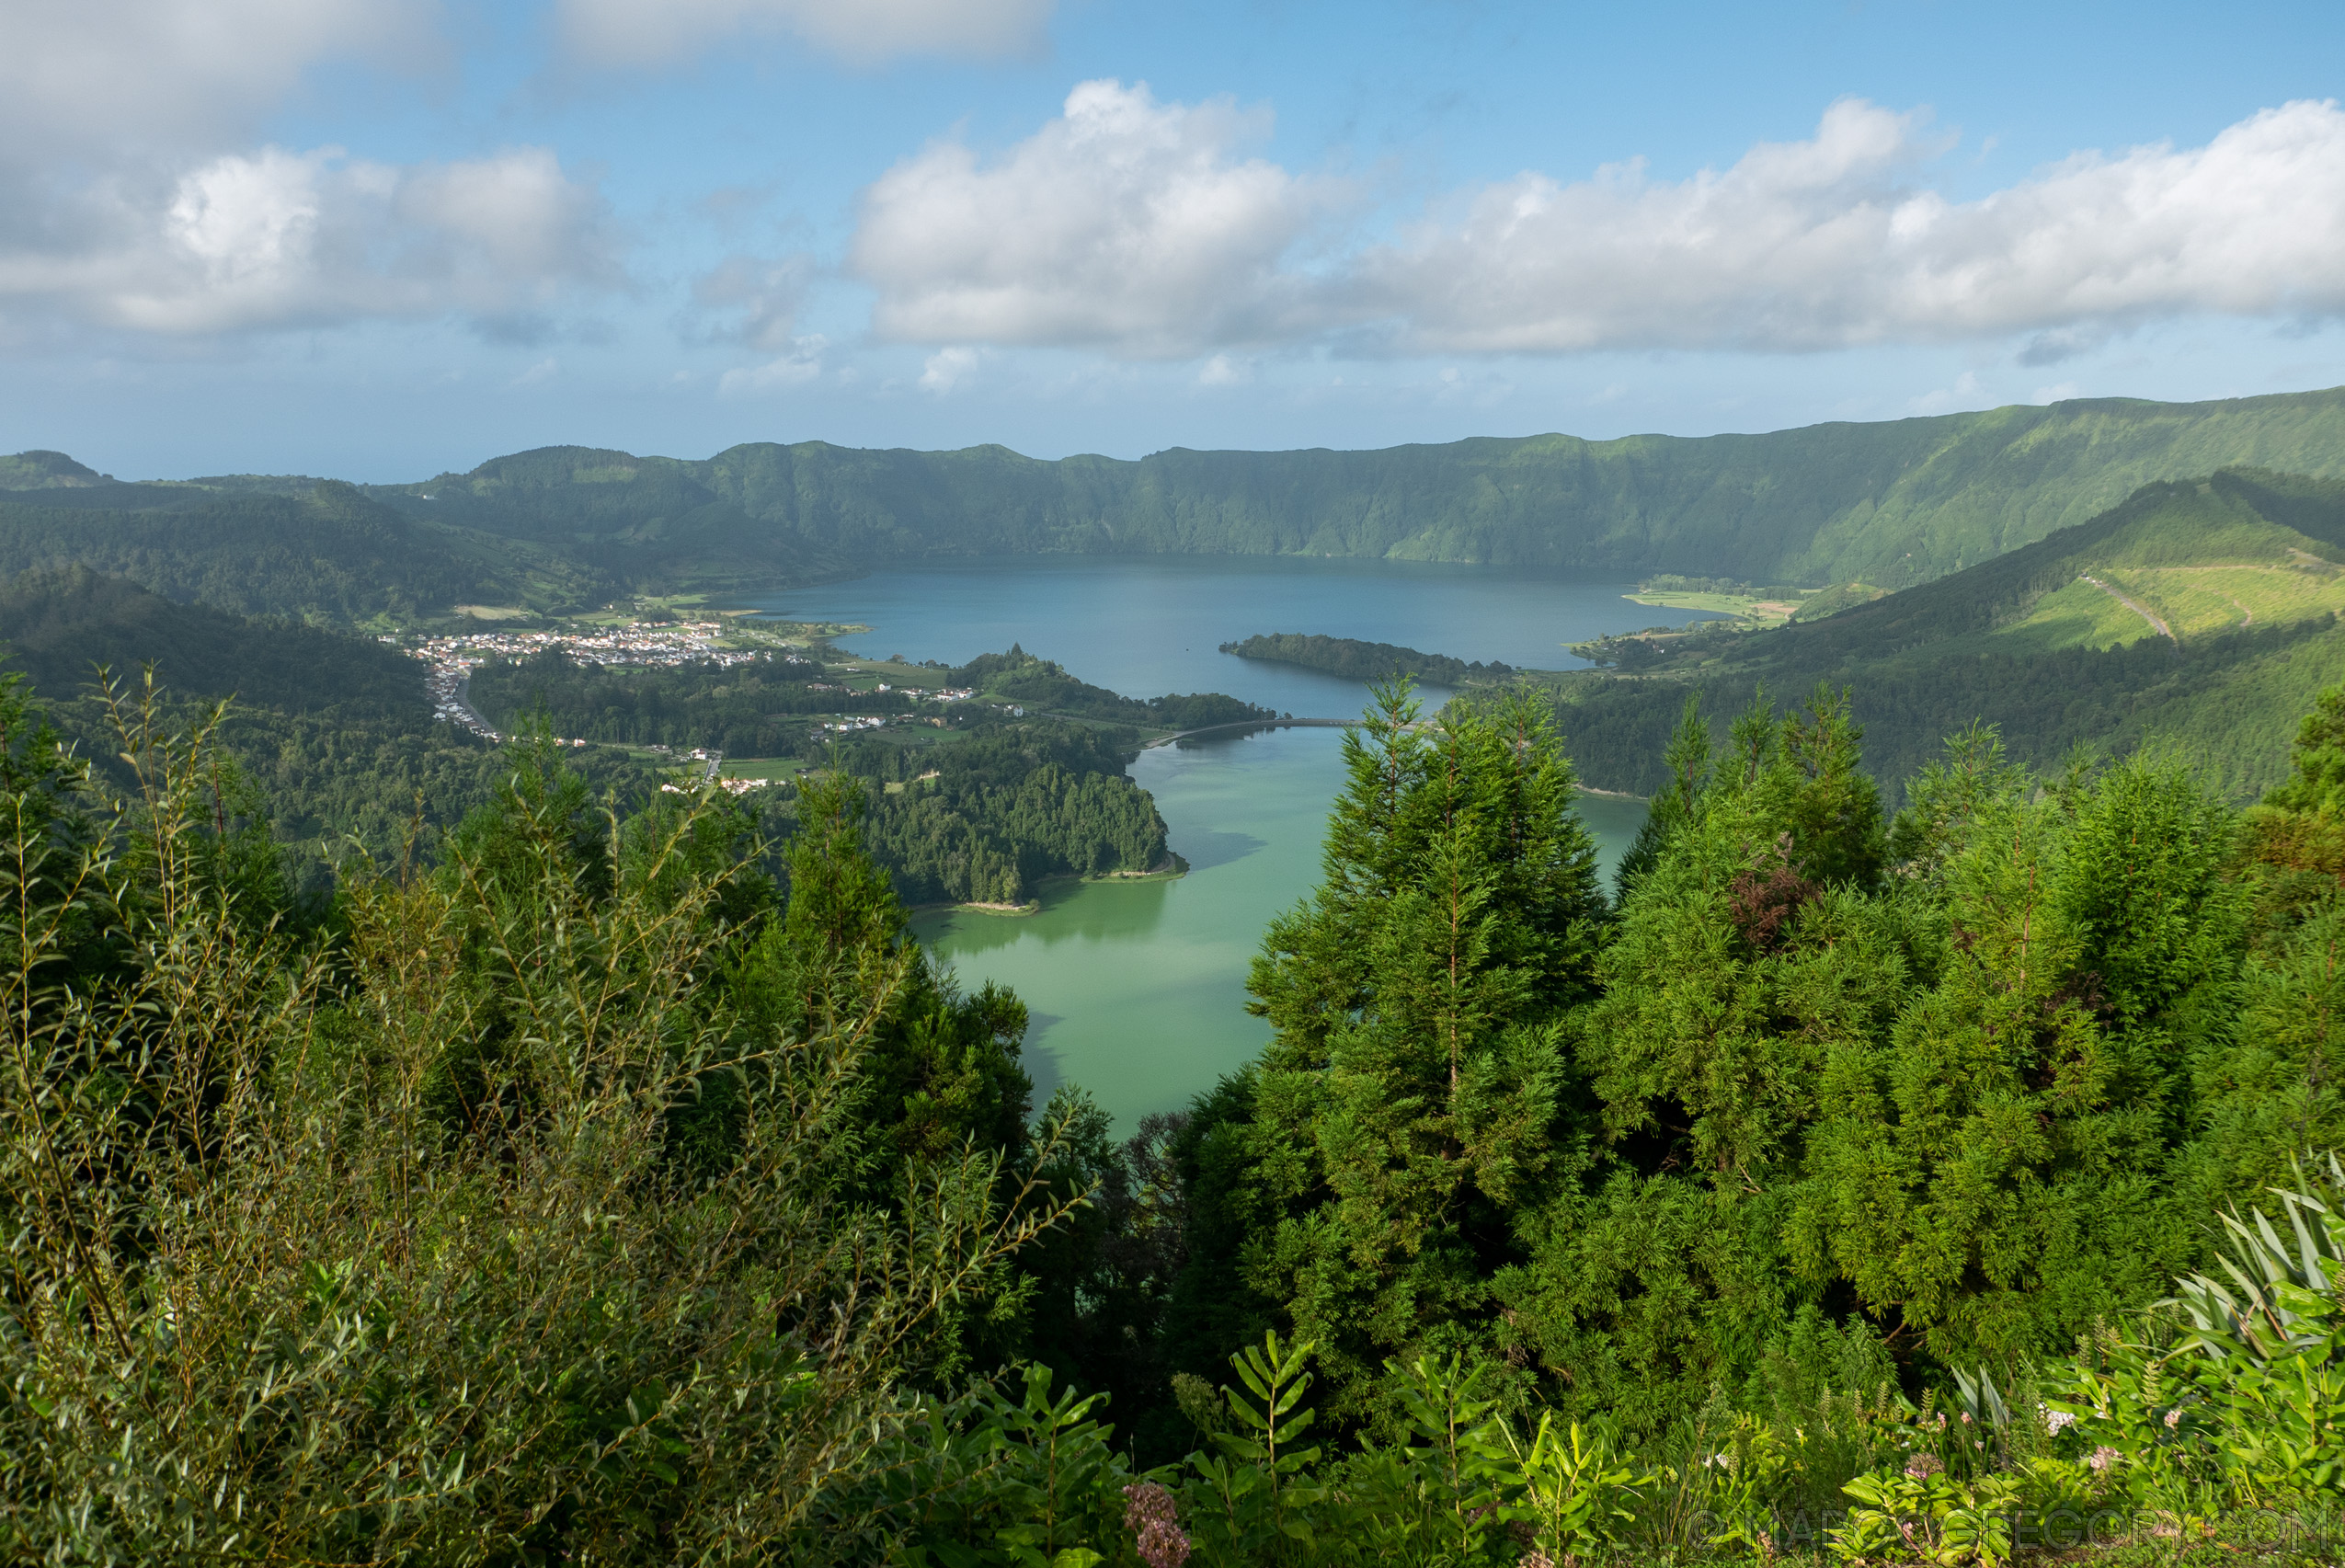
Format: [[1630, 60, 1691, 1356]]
[[2079, 575, 2177, 643]]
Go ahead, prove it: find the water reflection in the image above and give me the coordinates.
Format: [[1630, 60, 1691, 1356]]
[[916, 876, 1176, 955]]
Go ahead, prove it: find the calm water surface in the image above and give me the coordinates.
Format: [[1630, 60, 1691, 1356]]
[[744, 557, 1718, 1128]]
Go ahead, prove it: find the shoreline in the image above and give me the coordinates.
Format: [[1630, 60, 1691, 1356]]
[[912, 853, 1192, 920]]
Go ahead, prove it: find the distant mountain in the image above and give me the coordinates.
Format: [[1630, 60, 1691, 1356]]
[[360, 386, 2345, 592], [1547, 471, 2345, 803], [16, 383, 2345, 619], [0, 449, 109, 487]]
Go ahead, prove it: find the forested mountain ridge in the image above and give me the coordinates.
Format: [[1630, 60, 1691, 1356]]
[[17, 385, 2345, 611], [1548, 470, 2345, 801], [357, 385, 2345, 591], [0, 478, 612, 622]]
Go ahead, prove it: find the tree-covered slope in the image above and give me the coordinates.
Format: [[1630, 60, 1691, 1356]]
[[366, 385, 2345, 590], [0, 479, 609, 621], [0, 449, 110, 487], [0, 567, 431, 717], [0, 567, 612, 858], [1547, 471, 2345, 801]]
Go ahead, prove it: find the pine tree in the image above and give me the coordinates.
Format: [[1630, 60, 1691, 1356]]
[[1217, 683, 1606, 1428]]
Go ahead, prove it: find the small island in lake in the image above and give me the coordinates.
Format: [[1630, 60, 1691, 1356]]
[[1219, 631, 1516, 686]]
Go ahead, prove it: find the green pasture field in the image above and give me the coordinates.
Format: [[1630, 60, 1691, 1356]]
[[1623, 589, 1809, 624]]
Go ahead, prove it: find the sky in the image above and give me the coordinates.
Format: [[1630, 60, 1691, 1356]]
[[4, 0, 2344, 481]]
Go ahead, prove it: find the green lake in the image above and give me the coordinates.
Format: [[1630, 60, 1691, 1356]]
[[748, 556, 1716, 1128]]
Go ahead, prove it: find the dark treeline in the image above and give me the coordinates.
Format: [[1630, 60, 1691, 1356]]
[[832, 723, 1171, 905], [0, 567, 663, 864], [960, 644, 1279, 730], [472, 644, 1276, 758], [1552, 612, 2345, 803], [1221, 631, 1516, 688], [5, 653, 2344, 1563], [469, 647, 1179, 903]]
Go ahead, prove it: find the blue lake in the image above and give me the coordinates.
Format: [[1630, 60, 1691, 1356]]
[[745, 556, 1720, 1127]]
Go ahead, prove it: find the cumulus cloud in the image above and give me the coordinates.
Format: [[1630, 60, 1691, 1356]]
[[852, 79, 1345, 357], [0, 144, 617, 336], [851, 94, 2345, 360], [1355, 98, 2345, 353], [0, 0, 630, 343], [558, 0, 1052, 68], [0, 0, 435, 155]]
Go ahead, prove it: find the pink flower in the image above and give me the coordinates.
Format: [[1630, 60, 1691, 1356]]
[[1904, 1453, 1945, 1480], [2163, 1408, 2181, 1429], [2088, 1446, 2121, 1473], [1124, 1482, 1191, 1568]]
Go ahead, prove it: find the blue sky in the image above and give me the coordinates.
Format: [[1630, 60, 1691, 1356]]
[[4, 0, 2343, 480]]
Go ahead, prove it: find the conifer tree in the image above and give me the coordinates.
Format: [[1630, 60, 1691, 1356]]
[[1226, 683, 1605, 1428]]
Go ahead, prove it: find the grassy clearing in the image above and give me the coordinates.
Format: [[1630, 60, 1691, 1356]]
[[833, 658, 956, 690], [2005, 578, 2173, 651], [2117, 564, 2345, 636], [718, 757, 803, 782], [1623, 589, 1806, 625], [2004, 562, 2345, 652]]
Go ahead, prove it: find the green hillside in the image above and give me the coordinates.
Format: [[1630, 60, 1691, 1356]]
[[0, 568, 589, 857], [0, 449, 109, 487], [17, 385, 2345, 614], [1547, 471, 2345, 801], [362, 385, 2345, 592], [0, 480, 610, 623], [0, 567, 430, 717]]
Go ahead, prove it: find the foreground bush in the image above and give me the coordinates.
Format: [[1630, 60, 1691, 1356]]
[[0, 683, 1080, 1563]]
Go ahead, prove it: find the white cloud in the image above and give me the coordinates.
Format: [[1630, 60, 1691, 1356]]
[[920, 346, 978, 393], [558, 0, 1052, 68], [852, 79, 1344, 357], [1197, 353, 1253, 385], [0, 0, 435, 155], [1, 144, 618, 336], [0, 0, 624, 343], [851, 94, 2345, 361], [1353, 98, 2345, 353]]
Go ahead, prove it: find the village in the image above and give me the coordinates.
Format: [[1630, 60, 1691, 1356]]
[[395, 618, 815, 742], [395, 616, 1010, 784]]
